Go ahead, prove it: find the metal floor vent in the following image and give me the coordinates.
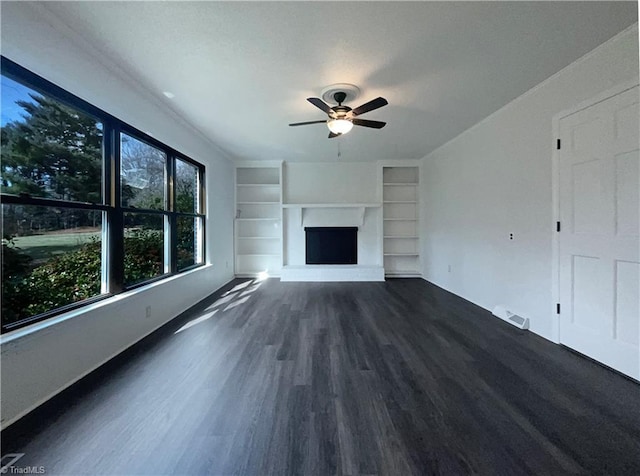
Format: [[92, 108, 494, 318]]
[[492, 305, 529, 330]]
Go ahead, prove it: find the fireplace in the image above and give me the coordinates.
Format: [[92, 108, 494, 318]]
[[305, 227, 357, 265]]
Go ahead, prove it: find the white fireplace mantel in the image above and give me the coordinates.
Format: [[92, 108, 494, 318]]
[[282, 203, 381, 227]]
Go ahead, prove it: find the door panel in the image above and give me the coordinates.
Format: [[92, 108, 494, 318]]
[[572, 159, 604, 234], [615, 151, 639, 236], [559, 85, 639, 380], [615, 261, 639, 346], [572, 255, 602, 330]]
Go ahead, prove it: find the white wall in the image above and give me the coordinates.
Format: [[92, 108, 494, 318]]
[[1, 3, 235, 428], [283, 162, 381, 266], [284, 162, 378, 204], [420, 25, 639, 341]]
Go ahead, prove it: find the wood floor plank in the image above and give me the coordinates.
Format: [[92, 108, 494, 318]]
[[2, 278, 640, 475]]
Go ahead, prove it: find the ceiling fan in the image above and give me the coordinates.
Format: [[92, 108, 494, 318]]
[[289, 91, 388, 139]]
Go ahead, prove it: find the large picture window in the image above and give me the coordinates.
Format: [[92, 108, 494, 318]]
[[1, 58, 206, 332]]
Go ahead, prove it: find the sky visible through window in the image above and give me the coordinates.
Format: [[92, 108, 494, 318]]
[[1, 75, 35, 126]]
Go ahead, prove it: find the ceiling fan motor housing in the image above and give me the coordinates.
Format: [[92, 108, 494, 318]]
[[333, 91, 347, 104], [332, 105, 352, 118]]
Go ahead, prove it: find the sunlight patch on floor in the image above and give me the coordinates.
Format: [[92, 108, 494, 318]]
[[224, 295, 251, 311], [222, 280, 253, 296], [174, 309, 218, 334], [179, 278, 266, 331], [206, 292, 239, 310], [240, 282, 262, 297]]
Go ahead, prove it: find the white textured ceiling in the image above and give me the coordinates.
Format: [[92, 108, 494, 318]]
[[35, 2, 639, 162]]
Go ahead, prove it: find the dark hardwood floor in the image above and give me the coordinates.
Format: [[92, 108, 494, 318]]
[[2, 278, 640, 475]]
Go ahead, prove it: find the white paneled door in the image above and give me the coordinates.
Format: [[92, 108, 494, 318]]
[[559, 85, 639, 380]]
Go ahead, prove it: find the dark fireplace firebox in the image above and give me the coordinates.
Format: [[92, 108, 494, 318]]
[[305, 227, 357, 265]]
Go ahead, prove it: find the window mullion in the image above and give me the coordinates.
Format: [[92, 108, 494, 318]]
[[199, 166, 206, 264], [108, 124, 124, 294], [100, 121, 112, 295], [168, 155, 177, 273]]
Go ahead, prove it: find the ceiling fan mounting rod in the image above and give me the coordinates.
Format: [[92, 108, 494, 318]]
[[333, 91, 347, 106]]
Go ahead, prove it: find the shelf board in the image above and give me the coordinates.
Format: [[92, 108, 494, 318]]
[[237, 201, 280, 205], [383, 200, 417, 204], [384, 253, 419, 256], [282, 202, 380, 208], [235, 217, 280, 221], [384, 236, 419, 239], [383, 182, 418, 186], [383, 218, 417, 221], [385, 271, 422, 277], [236, 183, 280, 187], [236, 182, 280, 186], [237, 236, 279, 240]]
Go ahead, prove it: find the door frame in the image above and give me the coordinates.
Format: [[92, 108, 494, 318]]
[[551, 79, 640, 346]]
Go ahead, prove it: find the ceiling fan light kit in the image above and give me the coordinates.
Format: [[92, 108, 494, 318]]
[[327, 118, 353, 135], [289, 83, 388, 139]]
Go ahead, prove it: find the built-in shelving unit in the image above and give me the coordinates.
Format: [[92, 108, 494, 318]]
[[382, 166, 420, 277], [235, 164, 282, 277]]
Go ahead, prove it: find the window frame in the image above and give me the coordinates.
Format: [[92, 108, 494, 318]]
[[1, 57, 207, 333], [173, 156, 204, 271]]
